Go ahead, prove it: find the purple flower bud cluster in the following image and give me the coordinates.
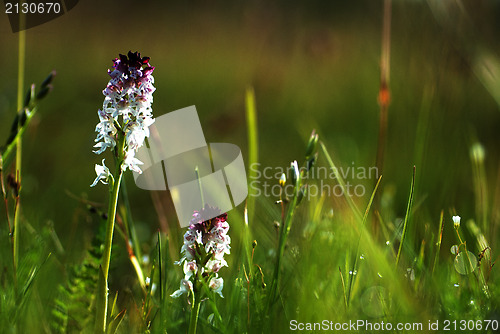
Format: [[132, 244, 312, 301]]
[[171, 205, 230, 298], [92, 51, 155, 178]]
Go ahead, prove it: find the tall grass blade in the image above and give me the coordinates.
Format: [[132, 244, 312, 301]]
[[319, 141, 362, 221], [245, 87, 259, 224], [339, 267, 347, 310], [432, 210, 444, 274], [158, 232, 163, 305], [396, 166, 416, 268], [470, 142, 489, 235], [109, 292, 119, 322], [346, 175, 382, 306], [107, 309, 126, 334], [120, 180, 143, 269], [13, 12, 26, 279]]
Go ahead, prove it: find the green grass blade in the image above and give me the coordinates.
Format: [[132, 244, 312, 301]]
[[13, 22, 25, 276], [339, 267, 348, 310], [13, 252, 52, 323], [319, 141, 362, 222], [346, 175, 382, 306], [432, 210, 444, 274], [469, 142, 489, 235], [396, 166, 416, 268], [245, 87, 259, 224], [107, 309, 126, 334], [109, 292, 118, 320], [144, 239, 158, 321], [119, 180, 143, 264], [244, 87, 258, 280], [158, 232, 163, 304]]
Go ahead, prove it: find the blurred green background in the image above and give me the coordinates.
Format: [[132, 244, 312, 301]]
[[1, 0, 500, 293]]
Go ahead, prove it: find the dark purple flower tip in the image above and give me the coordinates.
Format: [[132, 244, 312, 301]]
[[127, 51, 151, 69], [189, 205, 228, 232], [109, 51, 153, 78], [127, 51, 138, 59]]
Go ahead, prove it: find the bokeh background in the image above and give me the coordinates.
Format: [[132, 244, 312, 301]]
[[1, 0, 500, 326]]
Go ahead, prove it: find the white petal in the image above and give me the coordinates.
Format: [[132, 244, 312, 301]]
[[170, 289, 185, 298], [90, 175, 102, 187], [90, 159, 111, 187], [209, 277, 224, 298]]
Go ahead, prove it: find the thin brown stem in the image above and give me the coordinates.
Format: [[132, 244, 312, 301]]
[[376, 0, 392, 175]]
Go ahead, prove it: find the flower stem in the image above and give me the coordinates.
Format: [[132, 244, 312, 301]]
[[96, 151, 124, 333], [188, 290, 201, 334], [102, 165, 124, 281], [13, 11, 26, 280]]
